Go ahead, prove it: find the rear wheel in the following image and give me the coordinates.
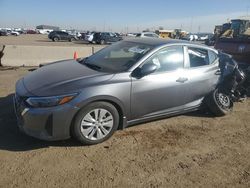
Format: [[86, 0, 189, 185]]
[[69, 37, 75, 42], [72, 102, 119, 145], [206, 88, 233, 116]]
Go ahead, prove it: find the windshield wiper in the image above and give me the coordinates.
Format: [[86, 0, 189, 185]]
[[84, 62, 102, 71], [78, 57, 88, 64], [78, 57, 102, 71]]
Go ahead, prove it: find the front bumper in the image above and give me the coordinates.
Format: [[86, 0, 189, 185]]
[[13, 94, 79, 141]]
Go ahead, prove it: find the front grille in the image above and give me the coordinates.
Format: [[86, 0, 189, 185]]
[[15, 93, 25, 104]]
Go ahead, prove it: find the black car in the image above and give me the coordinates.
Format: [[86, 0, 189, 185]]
[[0, 30, 8, 36], [92, 32, 122, 44], [48, 31, 77, 42]]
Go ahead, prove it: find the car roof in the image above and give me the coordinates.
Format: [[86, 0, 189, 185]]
[[123, 38, 217, 53], [124, 37, 194, 47]]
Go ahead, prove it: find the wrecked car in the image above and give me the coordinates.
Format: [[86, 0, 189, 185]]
[[14, 38, 246, 144]]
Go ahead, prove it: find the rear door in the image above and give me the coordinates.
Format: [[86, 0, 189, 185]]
[[102, 32, 109, 42], [105, 33, 115, 42], [61, 32, 69, 40], [181, 46, 220, 103], [109, 33, 119, 42]]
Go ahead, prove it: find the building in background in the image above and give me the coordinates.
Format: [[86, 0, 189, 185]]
[[36, 25, 60, 34], [36, 25, 60, 31]]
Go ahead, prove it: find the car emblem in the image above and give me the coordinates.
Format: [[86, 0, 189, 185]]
[[238, 45, 246, 53]]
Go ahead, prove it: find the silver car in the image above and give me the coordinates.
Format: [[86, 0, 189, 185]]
[[14, 38, 220, 144]]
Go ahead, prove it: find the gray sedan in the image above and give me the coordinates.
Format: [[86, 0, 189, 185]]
[[14, 38, 220, 144]]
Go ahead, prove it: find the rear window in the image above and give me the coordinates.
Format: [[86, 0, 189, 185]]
[[208, 50, 218, 64], [144, 34, 153, 37], [188, 47, 217, 67], [188, 47, 209, 67]]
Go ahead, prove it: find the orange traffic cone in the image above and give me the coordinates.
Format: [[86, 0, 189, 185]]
[[73, 51, 78, 60]]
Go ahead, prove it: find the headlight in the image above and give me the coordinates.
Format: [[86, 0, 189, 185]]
[[26, 93, 78, 108]]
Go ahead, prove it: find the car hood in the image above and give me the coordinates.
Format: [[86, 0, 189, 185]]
[[22, 59, 114, 96]]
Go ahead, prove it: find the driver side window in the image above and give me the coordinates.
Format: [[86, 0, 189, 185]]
[[143, 46, 184, 73]]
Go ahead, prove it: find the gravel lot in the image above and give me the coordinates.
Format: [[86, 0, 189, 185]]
[[0, 67, 249, 187]]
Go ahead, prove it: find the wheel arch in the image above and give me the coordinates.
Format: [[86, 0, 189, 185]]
[[69, 96, 127, 137], [53, 35, 60, 40]]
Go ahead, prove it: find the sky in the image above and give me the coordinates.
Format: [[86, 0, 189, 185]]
[[0, 0, 250, 33]]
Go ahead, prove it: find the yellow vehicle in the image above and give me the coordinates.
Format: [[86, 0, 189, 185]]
[[156, 29, 188, 39], [155, 30, 173, 38]]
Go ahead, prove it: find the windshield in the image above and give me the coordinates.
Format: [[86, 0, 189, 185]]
[[231, 20, 241, 30], [82, 41, 153, 73]]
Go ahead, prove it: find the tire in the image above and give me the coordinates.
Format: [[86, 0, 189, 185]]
[[100, 39, 105, 45], [72, 102, 119, 145], [206, 88, 233, 116], [69, 37, 75, 42], [52, 37, 59, 42]]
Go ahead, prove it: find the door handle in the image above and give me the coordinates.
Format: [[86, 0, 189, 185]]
[[215, 70, 221, 75], [176, 77, 188, 83]]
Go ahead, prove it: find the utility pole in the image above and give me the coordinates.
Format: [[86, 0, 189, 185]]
[[103, 21, 106, 32], [190, 17, 193, 33]]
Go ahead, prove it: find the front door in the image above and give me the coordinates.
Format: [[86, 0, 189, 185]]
[[131, 45, 189, 119]]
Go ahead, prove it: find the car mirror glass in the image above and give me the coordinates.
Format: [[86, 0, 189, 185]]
[[132, 63, 157, 78]]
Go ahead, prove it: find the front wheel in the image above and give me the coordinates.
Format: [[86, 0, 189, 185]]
[[206, 88, 233, 116], [72, 102, 119, 145], [100, 39, 105, 45], [69, 37, 75, 42], [53, 37, 59, 42]]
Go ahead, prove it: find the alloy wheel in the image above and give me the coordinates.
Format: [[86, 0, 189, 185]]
[[80, 108, 114, 141], [216, 92, 230, 108]]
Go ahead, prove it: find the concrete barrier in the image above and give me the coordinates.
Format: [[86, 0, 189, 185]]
[[1, 45, 104, 66]]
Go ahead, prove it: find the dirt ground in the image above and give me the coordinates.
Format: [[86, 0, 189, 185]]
[[0, 67, 250, 188], [0, 34, 98, 47]]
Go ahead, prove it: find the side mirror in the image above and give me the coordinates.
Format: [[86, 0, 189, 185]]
[[132, 63, 157, 78]]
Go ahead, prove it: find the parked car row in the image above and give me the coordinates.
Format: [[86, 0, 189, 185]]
[[136, 32, 159, 38], [0, 29, 20, 36], [85, 32, 122, 44], [47, 31, 123, 44], [0, 30, 8, 36], [0, 28, 40, 36], [180, 33, 213, 42], [83, 31, 160, 44], [48, 31, 78, 42]]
